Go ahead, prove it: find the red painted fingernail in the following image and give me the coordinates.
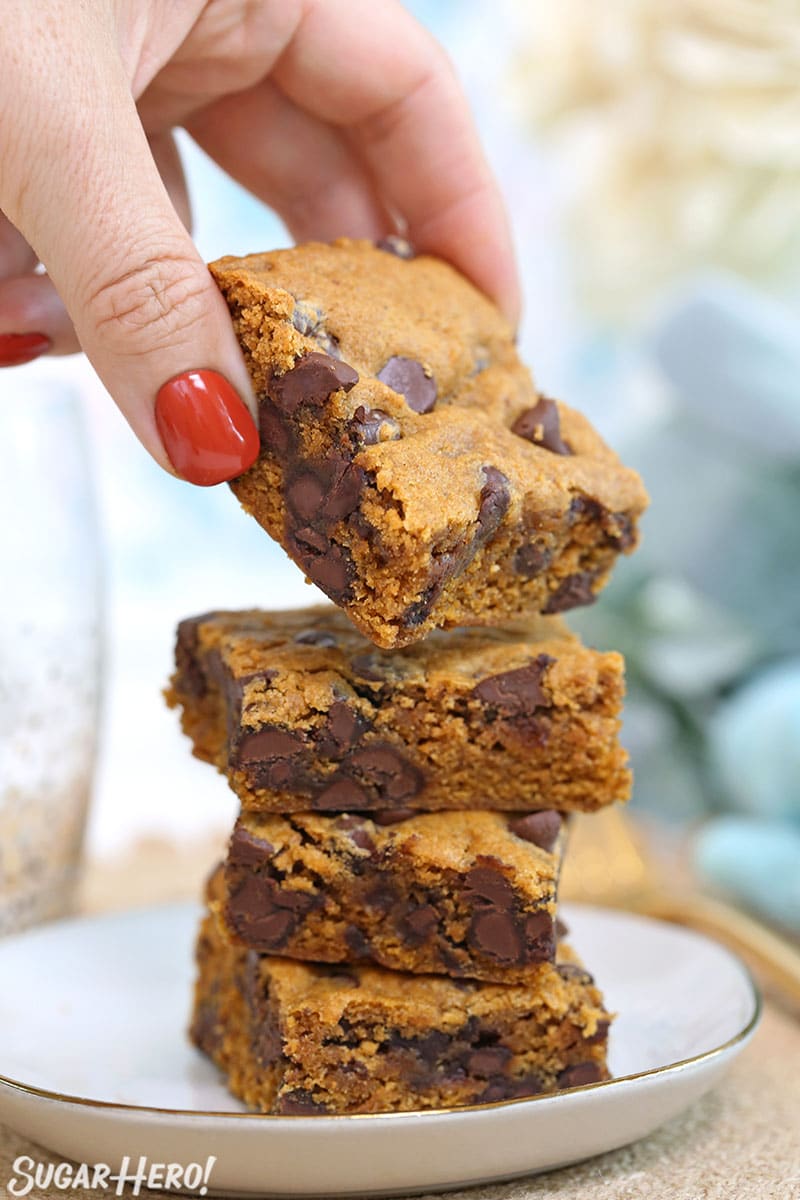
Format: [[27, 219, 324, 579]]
[[0, 333, 51, 367], [155, 369, 260, 486]]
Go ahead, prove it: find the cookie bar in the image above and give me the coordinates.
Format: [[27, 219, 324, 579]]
[[214, 807, 566, 984], [167, 606, 629, 813], [211, 240, 648, 648], [191, 906, 611, 1115]]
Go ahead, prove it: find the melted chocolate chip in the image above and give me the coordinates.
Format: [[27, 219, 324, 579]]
[[228, 823, 275, 867], [476, 466, 511, 543], [350, 405, 401, 446], [371, 808, 416, 825], [557, 962, 595, 985], [524, 911, 555, 958], [586, 1019, 611, 1046], [226, 874, 319, 950], [275, 1090, 330, 1115], [479, 1074, 544, 1103], [235, 726, 304, 766], [464, 866, 514, 907], [513, 541, 552, 579], [376, 235, 416, 259], [324, 701, 368, 750], [258, 398, 291, 454], [270, 352, 358, 415], [315, 777, 369, 809], [556, 1062, 603, 1089], [468, 1045, 512, 1077], [470, 910, 523, 963], [344, 924, 371, 956], [512, 398, 571, 455], [473, 655, 555, 715], [290, 529, 354, 602], [378, 356, 437, 414], [174, 616, 210, 700], [543, 572, 597, 614], [509, 810, 563, 851], [346, 743, 424, 802], [398, 903, 438, 946], [293, 629, 338, 648]]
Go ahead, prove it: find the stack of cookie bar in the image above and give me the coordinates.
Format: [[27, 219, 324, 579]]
[[167, 240, 648, 1115]]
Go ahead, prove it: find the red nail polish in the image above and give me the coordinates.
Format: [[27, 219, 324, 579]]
[[0, 333, 51, 367], [155, 369, 260, 486]]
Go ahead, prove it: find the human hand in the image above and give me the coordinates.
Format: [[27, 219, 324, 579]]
[[0, 0, 519, 484]]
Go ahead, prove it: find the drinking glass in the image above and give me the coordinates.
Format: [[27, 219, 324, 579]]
[[0, 375, 103, 933]]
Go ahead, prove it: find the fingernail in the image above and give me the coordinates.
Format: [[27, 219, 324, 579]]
[[0, 333, 51, 367], [155, 369, 260, 486]]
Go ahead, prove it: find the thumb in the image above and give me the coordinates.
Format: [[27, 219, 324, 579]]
[[1, 19, 258, 486]]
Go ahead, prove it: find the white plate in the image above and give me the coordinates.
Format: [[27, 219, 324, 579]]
[[0, 903, 759, 1197]]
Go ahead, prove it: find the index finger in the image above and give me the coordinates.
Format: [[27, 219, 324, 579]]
[[273, 0, 521, 324]]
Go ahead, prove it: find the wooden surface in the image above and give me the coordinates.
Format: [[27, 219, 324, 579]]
[[0, 836, 798, 1200]]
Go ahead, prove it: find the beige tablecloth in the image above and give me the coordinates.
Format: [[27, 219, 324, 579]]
[[1, 837, 798, 1200]]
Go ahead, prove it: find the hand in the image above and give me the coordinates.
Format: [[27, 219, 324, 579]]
[[0, 0, 519, 484]]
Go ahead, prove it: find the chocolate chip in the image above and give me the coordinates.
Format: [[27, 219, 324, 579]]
[[557, 1062, 603, 1089], [325, 701, 367, 750], [286, 459, 364, 524], [513, 541, 552, 579], [257, 398, 290, 454], [557, 962, 595, 985], [467, 1045, 512, 1077], [235, 726, 304, 766], [470, 910, 523, 963], [291, 530, 353, 601], [512, 398, 571, 455], [387, 1029, 450, 1065], [275, 1090, 330, 1115], [339, 818, 375, 853], [476, 466, 511, 543], [509, 810, 563, 851], [543, 572, 597, 614], [315, 777, 369, 809], [607, 512, 636, 551], [524, 911, 556, 959], [350, 405, 401, 446], [286, 470, 326, 521], [586, 1019, 611, 1046], [174, 616, 210, 700], [398, 903, 438, 946], [290, 300, 325, 337], [270, 352, 358, 415], [378, 356, 437, 414], [479, 1074, 543, 1103], [350, 653, 385, 682], [293, 629, 338, 648], [362, 879, 397, 912], [371, 808, 416, 825], [346, 743, 424, 801], [464, 866, 514, 907], [227, 875, 318, 949], [473, 655, 555, 715], [376, 235, 416, 259], [228, 823, 274, 867], [344, 924, 371, 956]]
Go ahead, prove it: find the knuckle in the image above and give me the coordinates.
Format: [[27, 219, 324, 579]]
[[84, 253, 210, 353]]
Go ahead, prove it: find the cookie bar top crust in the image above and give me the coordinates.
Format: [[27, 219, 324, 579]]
[[212, 240, 648, 648], [214, 807, 566, 984], [166, 605, 630, 813], [191, 906, 611, 1115]]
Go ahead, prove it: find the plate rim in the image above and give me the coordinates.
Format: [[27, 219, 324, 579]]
[[0, 900, 762, 1124]]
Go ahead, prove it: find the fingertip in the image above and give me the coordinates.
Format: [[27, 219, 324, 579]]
[[154, 368, 260, 487]]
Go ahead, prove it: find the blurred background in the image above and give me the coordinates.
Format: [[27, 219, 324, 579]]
[[2, 0, 798, 935]]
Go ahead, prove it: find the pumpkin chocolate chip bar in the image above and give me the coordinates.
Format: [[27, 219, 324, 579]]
[[212, 807, 566, 984], [167, 606, 629, 813], [211, 239, 648, 649], [191, 900, 611, 1115]]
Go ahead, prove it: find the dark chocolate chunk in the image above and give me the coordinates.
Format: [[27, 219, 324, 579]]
[[286, 458, 364, 524], [512, 398, 571, 455], [227, 874, 319, 949], [513, 541, 552, 579], [467, 1045, 512, 1077], [557, 962, 595, 985], [228, 823, 275, 867], [543, 572, 597, 614], [351, 405, 401, 445], [479, 1074, 544, 1103], [315, 777, 369, 809], [270, 352, 358, 415], [509, 810, 563, 851], [275, 1090, 330, 1115], [371, 808, 416, 825], [346, 743, 424, 802], [257, 398, 291, 454], [464, 865, 514, 907], [291, 530, 354, 602], [293, 629, 337, 648], [556, 1061, 603, 1089], [470, 910, 523, 963], [324, 701, 368, 751], [473, 655, 555, 715], [398, 903, 438, 946], [586, 1019, 611, 1046], [376, 235, 416, 259], [378, 356, 437, 414], [387, 1029, 450, 1065], [476, 466, 511, 543], [524, 911, 555, 959], [235, 726, 304, 766]]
